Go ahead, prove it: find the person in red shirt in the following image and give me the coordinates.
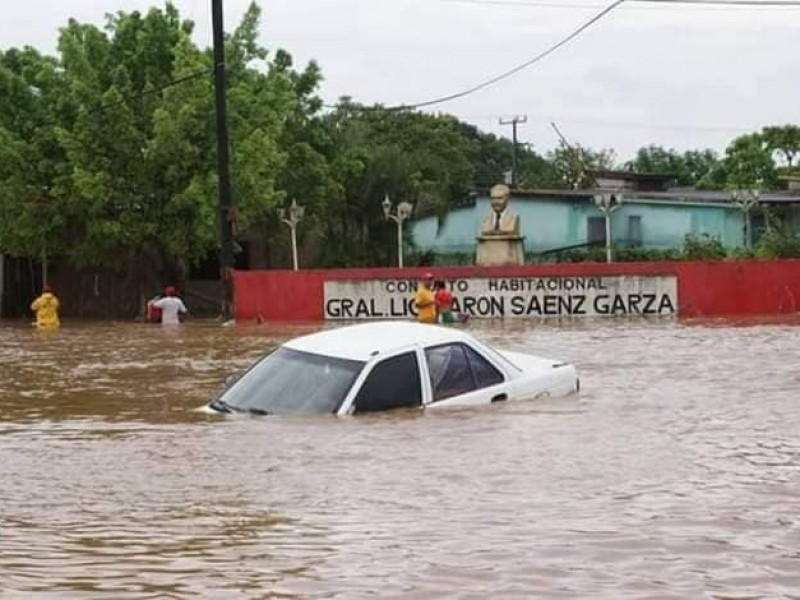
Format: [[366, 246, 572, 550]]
[[434, 280, 455, 324]]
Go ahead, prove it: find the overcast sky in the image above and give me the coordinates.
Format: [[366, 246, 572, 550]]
[[2, 0, 798, 161]]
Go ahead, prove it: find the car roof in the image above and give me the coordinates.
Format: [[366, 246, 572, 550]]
[[283, 321, 476, 362]]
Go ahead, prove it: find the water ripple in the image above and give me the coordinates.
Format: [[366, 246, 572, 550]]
[[1, 318, 800, 597]]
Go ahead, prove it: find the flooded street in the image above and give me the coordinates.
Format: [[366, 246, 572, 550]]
[[2, 317, 800, 599]]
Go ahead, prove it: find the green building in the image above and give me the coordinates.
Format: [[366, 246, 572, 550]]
[[410, 171, 800, 260]]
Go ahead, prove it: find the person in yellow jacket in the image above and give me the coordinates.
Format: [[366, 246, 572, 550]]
[[414, 273, 437, 324], [31, 285, 60, 329]]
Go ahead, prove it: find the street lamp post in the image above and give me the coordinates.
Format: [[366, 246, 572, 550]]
[[382, 194, 414, 268], [731, 189, 760, 248], [278, 199, 305, 270], [593, 191, 623, 263]]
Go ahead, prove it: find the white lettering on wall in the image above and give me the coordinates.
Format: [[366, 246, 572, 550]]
[[324, 276, 678, 320]]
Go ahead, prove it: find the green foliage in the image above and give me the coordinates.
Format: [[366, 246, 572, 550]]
[[719, 133, 779, 190], [614, 246, 683, 262], [625, 145, 721, 188], [754, 222, 800, 258], [681, 233, 727, 260], [406, 251, 474, 266], [761, 125, 800, 168], [0, 46, 71, 257], [0, 2, 323, 282], [311, 104, 559, 267], [532, 245, 682, 264], [727, 246, 757, 259], [548, 145, 616, 189]]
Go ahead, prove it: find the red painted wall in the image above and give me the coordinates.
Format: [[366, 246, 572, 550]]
[[232, 260, 800, 321]]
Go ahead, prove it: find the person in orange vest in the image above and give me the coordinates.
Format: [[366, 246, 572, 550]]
[[414, 273, 437, 324], [30, 285, 60, 329]]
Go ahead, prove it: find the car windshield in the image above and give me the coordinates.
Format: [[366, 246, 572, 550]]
[[215, 347, 365, 414]]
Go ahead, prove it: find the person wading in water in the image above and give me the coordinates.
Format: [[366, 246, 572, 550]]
[[30, 285, 60, 329], [151, 286, 188, 326]]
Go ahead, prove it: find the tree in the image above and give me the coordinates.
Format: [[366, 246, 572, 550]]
[[549, 144, 616, 189], [0, 47, 71, 260], [312, 104, 485, 266], [47, 2, 323, 282], [719, 132, 778, 189], [762, 125, 800, 169], [626, 145, 720, 188], [458, 123, 559, 190]]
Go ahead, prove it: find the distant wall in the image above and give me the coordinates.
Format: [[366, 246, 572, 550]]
[[233, 260, 800, 322]]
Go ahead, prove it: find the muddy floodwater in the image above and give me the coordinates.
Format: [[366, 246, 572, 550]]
[[2, 317, 800, 599]]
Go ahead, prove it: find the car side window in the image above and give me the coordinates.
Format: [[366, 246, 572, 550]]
[[426, 343, 505, 402], [353, 352, 422, 413], [463, 345, 505, 388], [425, 344, 476, 402]]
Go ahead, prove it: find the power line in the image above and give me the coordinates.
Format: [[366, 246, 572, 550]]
[[327, 0, 625, 112], [444, 113, 753, 132], [399, 0, 625, 109], [442, 0, 800, 7], [540, 116, 752, 133], [636, 0, 800, 4], [442, 0, 603, 8], [97, 68, 211, 111]]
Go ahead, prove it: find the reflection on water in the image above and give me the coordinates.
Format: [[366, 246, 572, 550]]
[[2, 318, 800, 598]]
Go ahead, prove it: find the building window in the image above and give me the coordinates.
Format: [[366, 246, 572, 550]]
[[750, 212, 766, 245], [587, 217, 606, 244], [628, 215, 642, 246]]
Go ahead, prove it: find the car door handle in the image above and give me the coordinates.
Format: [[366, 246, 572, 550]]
[[491, 393, 508, 403]]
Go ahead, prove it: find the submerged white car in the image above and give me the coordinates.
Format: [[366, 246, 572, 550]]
[[206, 321, 578, 416]]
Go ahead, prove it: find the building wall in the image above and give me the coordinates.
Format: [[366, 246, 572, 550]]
[[620, 201, 744, 249], [410, 193, 747, 255], [410, 205, 478, 255]]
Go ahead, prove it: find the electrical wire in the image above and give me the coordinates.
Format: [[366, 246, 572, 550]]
[[442, 0, 800, 7], [442, 0, 603, 8], [636, 0, 800, 4], [327, 0, 626, 112], [96, 68, 211, 111], [443, 113, 752, 131]]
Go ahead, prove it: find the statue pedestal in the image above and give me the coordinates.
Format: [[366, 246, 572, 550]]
[[475, 235, 525, 266]]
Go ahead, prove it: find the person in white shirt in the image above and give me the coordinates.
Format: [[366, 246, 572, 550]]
[[152, 286, 188, 325]]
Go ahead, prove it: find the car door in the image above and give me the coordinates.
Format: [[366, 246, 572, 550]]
[[423, 342, 510, 409], [342, 349, 424, 414]]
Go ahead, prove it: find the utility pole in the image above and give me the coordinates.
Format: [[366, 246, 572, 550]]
[[212, 0, 235, 319], [499, 115, 527, 188], [551, 121, 587, 190]]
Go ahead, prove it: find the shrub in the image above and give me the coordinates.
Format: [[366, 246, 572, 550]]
[[682, 233, 726, 261], [754, 224, 800, 258]]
